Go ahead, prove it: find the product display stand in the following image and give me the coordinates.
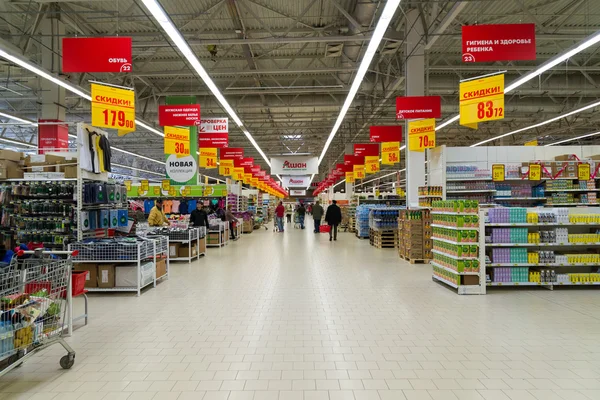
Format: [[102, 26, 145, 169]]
[[169, 227, 201, 262], [147, 235, 169, 280], [207, 224, 228, 247]]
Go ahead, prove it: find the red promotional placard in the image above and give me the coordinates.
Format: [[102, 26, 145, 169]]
[[158, 105, 200, 126], [62, 37, 132, 73], [198, 133, 228, 148], [396, 96, 441, 119], [240, 157, 254, 167], [220, 148, 244, 160], [370, 126, 402, 143], [462, 23, 536, 63], [344, 155, 364, 166], [353, 143, 379, 157], [38, 120, 69, 154], [251, 166, 261, 176]]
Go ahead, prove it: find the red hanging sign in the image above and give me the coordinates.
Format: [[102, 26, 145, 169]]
[[369, 126, 402, 143], [38, 120, 69, 154], [198, 133, 228, 148], [396, 96, 441, 119], [220, 148, 244, 159], [158, 105, 200, 126], [62, 37, 132, 73], [353, 143, 380, 157], [240, 157, 254, 167], [462, 23, 536, 63]]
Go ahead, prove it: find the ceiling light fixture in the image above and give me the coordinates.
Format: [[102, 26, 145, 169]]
[[545, 131, 600, 146], [333, 179, 346, 188], [0, 137, 37, 148], [0, 111, 38, 127], [317, 0, 401, 165], [140, 0, 271, 166]]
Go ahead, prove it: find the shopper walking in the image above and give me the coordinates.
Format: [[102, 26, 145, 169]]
[[225, 205, 238, 240], [190, 203, 209, 228], [148, 199, 170, 227], [275, 201, 285, 232], [325, 200, 342, 241], [297, 202, 306, 229], [312, 201, 324, 233], [286, 204, 293, 223]]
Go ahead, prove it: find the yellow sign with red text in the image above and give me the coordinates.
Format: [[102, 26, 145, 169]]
[[381, 142, 400, 165], [353, 164, 365, 180], [408, 119, 436, 152], [161, 179, 170, 191], [91, 83, 135, 136], [459, 74, 504, 129], [345, 171, 355, 183], [164, 126, 190, 157], [219, 159, 234, 176], [365, 156, 380, 174], [233, 167, 244, 181], [199, 148, 217, 169]]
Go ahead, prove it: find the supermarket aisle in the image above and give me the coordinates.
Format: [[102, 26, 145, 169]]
[[1, 228, 600, 400]]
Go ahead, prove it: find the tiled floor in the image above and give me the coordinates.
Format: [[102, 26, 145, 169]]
[[1, 227, 600, 400]]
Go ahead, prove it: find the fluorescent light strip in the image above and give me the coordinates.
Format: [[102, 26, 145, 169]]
[[470, 99, 600, 147], [0, 111, 37, 127], [0, 137, 37, 148], [306, 174, 315, 190], [318, 0, 401, 165], [141, 0, 270, 166], [333, 179, 346, 188], [545, 131, 600, 146]]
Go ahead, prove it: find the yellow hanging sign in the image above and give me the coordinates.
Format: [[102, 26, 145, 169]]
[[524, 139, 538, 146], [199, 148, 217, 169], [140, 180, 149, 191], [365, 156, 380, 174], [219, 159, 234, 176], [233, 167, 244, 181], [459, 74, 504, 129], [161, 179, 170, 191], [124, 180, 132, 191], [244, 173, 252, 184], [408, 119, 436, 152], [345, 171, 355, 183], [492, 164, 505, 182], [168, 187, 176, 197], [90, 83, 135, 136], [164, 126, 190, 157], [381, 142, 400, 165], [353, 164, 365, 180], [153, 186, 161, 195], [578, 163, 591, 181], [529, 164, 541, 181]]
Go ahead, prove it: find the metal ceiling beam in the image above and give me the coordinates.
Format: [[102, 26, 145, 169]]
[[131, 34, 373, 47], [424, 1, 467, 50]]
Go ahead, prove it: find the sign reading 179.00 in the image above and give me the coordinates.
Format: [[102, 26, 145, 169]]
[[459, 74, 504, 129], [91, 83, 135, 136]]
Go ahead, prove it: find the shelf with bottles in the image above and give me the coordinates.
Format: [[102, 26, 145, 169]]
[[431, 200, 479, 214], [445, 165, 491, 181]]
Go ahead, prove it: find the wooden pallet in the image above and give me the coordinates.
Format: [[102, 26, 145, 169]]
[[399, 254, 430, 264]]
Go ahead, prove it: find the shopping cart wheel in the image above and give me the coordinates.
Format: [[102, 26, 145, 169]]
[[60, 355, 75, 369]]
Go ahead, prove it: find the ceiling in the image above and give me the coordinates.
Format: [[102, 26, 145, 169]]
[[0, 0, 599, 186]]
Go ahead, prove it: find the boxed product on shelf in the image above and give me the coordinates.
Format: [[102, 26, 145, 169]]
[[74, 263, 98, 288], [398, 210, 432, 261], [156, 259, 167, 278], [115, 262, 154, 288], [168, 242, 180, 257], [178, 243, 197, 258], [97, 264, 115, 288]]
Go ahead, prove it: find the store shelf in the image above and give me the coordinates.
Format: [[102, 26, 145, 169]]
[[494, 197, 546, 201], [170, 255, 200, 261], [487, 263, 598, 267], [544, 189, 600, 192], [487, 222, 600, 226], [486, 242, 600, 247], [545, 203, 599, 206], [418, 195, 443, 198], [487, 282, 551, 287], [432, 249, 478, 260], [433, 275, 483, 294], [431, 224, 479, 231], [430, 261, 479, 275], [431, 211, 478, 216], [554, 281, 600, 286], [432, 274, 458, 288], [446, 177, 492, 181], [447, 190, 496, 193], [87, 281, 154, 292], [433, 237, 478, 245]]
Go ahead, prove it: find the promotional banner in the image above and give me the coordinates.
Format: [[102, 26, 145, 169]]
[[198, 133, 228, 148], [219, 159, 234, 176], [220, 148, 244, 160], [365, 156, 380, 174], [290, 190, 306, 196], [164, 96, 198, 186], [165, 154, 197, 183], [164, 126, 190, 156], [396, 96, 441, 119], [381, 142, 400, 165], [62, 37, 132, 73], [408, 118, 436, 152], [199, 148, 217, 169], [282, 175, 311, 187], [91, 83, 135, 136], [353, 143, 379, 157], [240, 158, 254, 167], [462, 23, 536, 63], [270, 156, 318, 175], [459, 74, 504, 129], [353, 164, 365, 180], [369, 126, 402, 143], [345, 171, 355, 183], [198, 118, 228, 133], [158, 105, 200, 126], [344, 154, 364, 167]]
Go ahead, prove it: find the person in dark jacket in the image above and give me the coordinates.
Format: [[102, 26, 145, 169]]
[[190, 203, 209, 228], [324, 200, 342, 241], [297, 203, 306, 229], [311, 201, 324, 233]]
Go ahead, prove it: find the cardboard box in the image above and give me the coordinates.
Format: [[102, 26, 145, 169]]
[[97, 264, 115, 288], [169, 242, 181, 257], [178, 243, 197, 258], [198, 237, 206, 254], [0, 149, 23, 162], [156, 258, 167, 278], [0, 160, 24, 179], [115, 262, 154, 287], [63, 166, 78, 179], [24, 154, 65, 166], [555, 154, 574, 161], [74, 263, 98, 288], [463, 275, 480, 285]]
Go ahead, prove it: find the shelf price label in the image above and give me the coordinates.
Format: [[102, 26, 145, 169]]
[[161, 179, 170, 191], [164, 126, 190, 157], [578, 163, 590, 181], [353, 164, 365, 180], [199, 148, 217, 169], [459, 74, 504, 129], [492, 164, 505, 182], [408, 118, 436, 152], [124, 180, 132, 191], [365, 156, 380, 174], [91, 83, 135, 136], [141, 180, 149, 191], [381, 141, 400, 165], [529, 164, 541, 181], [168, 187, 176, 197], [219, 159, 234, 176], [153, 186, 161, 195]]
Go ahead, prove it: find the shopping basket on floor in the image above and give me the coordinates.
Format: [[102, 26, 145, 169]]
[[0, 249, 78, 378]]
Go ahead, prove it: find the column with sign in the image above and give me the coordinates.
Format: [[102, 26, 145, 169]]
[[164, 96, 199, 185]]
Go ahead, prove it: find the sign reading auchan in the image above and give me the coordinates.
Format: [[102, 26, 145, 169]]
[[271, 156, 318, 175], [283, 175, 311, 188]]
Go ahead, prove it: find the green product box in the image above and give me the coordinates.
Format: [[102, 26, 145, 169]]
[[470, 245, 478, 258]]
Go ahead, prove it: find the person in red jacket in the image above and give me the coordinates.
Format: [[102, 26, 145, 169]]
[[275, 201, 285, 232]]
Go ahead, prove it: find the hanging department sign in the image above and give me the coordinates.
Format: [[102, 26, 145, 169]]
[[198, 118, 228, 133], [166, 154, 197, 183], [282, 175, 311, 188], [462, 23, 536, 63], [369, 126, 402, 143], [199, 133, 228, 148], [271, 156, 318, 175], [459, 74, 504, 129], [164, 126, 190, 156], [408, 118, 436, 152], [62, 37, 132, 73], [290, 190, 306, 196], [91, 83, 135, 136], [158, 105, 200, 126], [396, 96, 441, 119]]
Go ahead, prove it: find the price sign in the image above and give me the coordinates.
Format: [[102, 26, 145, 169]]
[[578, 163, 591, 181], [381, 141, 400, 165], [91, 83, 135, 136], [219, 159, 234, 176], [233, 167, 244, 181], [365, 156, 380, 174], [168, 187, 176, 197], [459, 74, 504, 129], [353, 164, 365, 180], [164, 126, 190, 157], [408, 119, 436, 152], [153, 186, 161, 195], [524, 139, 538, 146], [203, 186, 214, 196], [161, 179, 170, 191], [492, 164, 505, 182], [124, 180, 131, 191], [141, 180, 149, 191], [199, 148, 217, 169], [375, 189, 380, 197], [529, 164, 541, 181], [345, 171, 355, 183]]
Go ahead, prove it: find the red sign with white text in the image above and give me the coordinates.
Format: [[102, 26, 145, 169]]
[[344, 155, 364, 166], [240, 158, 254, 167], [353, 143, 379, 157], [462, 23, 536, 63], [38, 120, 69, 154], [62, 37, 132, 73], [369, 126, 402, 143], [198, 133, 228, 148], [158, 105, 200, 126], [396, 96, 441, 119], [220, 148, 244, 159]]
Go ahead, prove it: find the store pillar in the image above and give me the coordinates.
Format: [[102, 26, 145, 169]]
[[405, 9, 426, 208], [164, 96, 199, 185]]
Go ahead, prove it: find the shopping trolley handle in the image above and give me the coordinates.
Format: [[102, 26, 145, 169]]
[[14, 248, 79, 258]]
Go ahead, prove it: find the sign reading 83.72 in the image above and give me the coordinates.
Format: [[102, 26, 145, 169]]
[[459, 74, 504, 129], [91, 83, 135, 136]]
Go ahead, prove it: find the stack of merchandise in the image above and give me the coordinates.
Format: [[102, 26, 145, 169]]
[[398, 210, 432, 262], [234, 211, 254, 233], [81, 182, 129, 233], [347, 197, 358, 233], [227, 193, 239, 212], [355, 205, 374, 238], [239, 196, 249, 212], [445, 165, 491, 180], [368, 208, 403, 249]]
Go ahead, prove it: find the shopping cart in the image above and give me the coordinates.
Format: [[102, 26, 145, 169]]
[[0, 249, 77, 378]]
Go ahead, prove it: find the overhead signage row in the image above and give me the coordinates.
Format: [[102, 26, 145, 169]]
[[62, 37, 132, 73], [462, 23, 536, 63]]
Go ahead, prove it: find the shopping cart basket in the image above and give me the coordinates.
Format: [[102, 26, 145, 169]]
[[0, 249, 77, 378]]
